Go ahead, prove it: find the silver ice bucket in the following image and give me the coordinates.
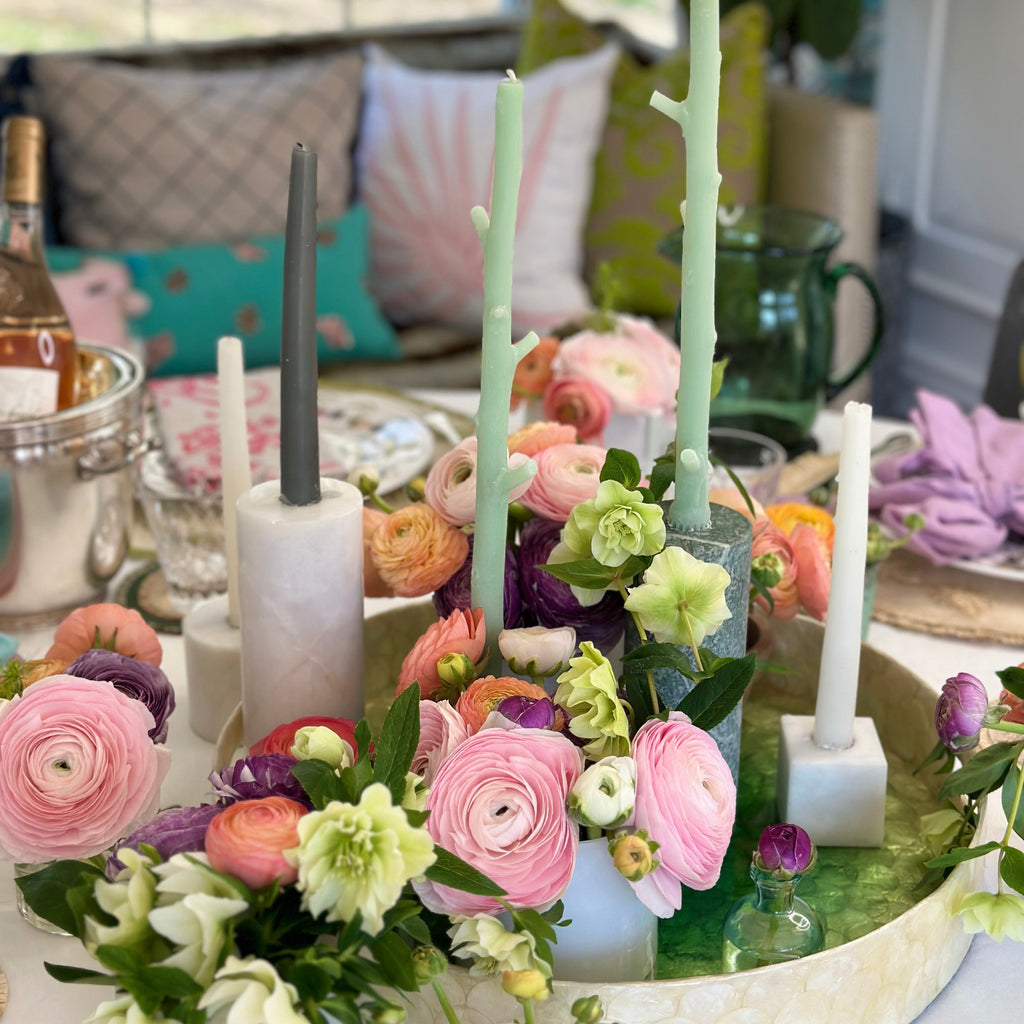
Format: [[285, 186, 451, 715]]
[[0, 345, 147, 629]]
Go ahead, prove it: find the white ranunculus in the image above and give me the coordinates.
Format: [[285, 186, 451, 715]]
[[498, 625, 577, 678], [152, 852, 242, 901], [567, 755, 637, 828], [198, 955, 307, 1024], [448, 913, 550, 979], [290, 724, 354, 768], [86, 993, 184, 1024], [148, 891, 249, 987], [84, 848, 158, 955]]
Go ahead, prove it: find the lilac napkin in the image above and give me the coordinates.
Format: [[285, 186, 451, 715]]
[[869, 390, 1024, 564]]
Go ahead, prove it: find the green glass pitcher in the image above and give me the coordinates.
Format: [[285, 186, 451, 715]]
[[660, 205, 884, 449]]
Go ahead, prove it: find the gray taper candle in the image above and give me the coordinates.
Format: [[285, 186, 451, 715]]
[[281, 143, 320, 506]]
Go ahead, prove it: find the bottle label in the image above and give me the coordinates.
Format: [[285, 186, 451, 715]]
[[0, 366, 59, 421]]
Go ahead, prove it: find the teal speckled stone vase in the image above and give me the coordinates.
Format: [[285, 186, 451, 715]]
[[625, 502, 753, 779]]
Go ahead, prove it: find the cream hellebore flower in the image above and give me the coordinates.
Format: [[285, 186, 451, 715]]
[[402, 771, 429, 813], [448, 913, 552, 980], [197, 955, 307, 1024], [623, 546, 732, 648], [84, 848, 159, 955], [567, 756, 636, 828], [498, 625, 577, 679], [288, 782, 436, 936], [563, 479, 666, 568], [152, 851, 245, 901], [957, 891, 1024, 942], [290, 725, 354, 769], [86, 993, 183, 1024], [554, 642, 630, 760]]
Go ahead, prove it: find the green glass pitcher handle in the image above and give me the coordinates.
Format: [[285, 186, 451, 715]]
[[824, 261, 885, 398]]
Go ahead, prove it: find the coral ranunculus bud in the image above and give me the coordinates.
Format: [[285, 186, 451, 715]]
[[935, 672, 989, 752], [502, 968, 550, 1002], [609, 830, 658, 882], [756, 823, 815, 876]]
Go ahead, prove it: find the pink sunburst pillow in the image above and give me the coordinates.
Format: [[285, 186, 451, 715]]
[[354, 43, 619, 336]]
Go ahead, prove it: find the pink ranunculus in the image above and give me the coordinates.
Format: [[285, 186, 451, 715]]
[[751, 520, 800, 620], [790, 522, 831, 621], [396, 608, 487, 700], [46, 603, 162, 666], [519, 443, 607, 522], [507, 421, 578, 459], [631, 713, 736, 917], [413, 728, 583, 916], [425, 437, 533, 527], [204, 796, 306, 889], [0, 674, 171, 862], [412, 700, 472, 787], [553, 314, 680, 415], [541, 376, 611, 443]]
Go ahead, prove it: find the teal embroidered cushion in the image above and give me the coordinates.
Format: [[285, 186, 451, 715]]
[[48, 204, 400, 377]]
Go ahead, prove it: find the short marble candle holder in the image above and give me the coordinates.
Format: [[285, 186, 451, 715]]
[[776, 713, 887, 847], [182, 593, 241, 743]]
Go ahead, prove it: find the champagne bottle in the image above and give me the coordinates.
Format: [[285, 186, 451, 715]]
[[0, 115, 77, 421]]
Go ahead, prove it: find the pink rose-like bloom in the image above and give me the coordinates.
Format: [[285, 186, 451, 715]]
[[46, 602, 162, 666], [520, 443, 606, 522], [542, 376, 611, 443], [413, 728, 584, 916], [413, 700, 471, 786], [751, 521, 800, 620], [205, 796, 306, 890], [790, 523, 831, 621], [507, 421, 578, 459], [0, 674, 171, 862], [631, 713, 736, 917], [554, 315, 680, 415], [425, 437, 533, 527], [396, 608, 487, 700]]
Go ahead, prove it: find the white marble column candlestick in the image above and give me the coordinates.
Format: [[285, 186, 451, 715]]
[[236, 477, 364, 747]]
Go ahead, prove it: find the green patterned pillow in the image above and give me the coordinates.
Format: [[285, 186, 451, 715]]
[[517, 1, 769, 318]]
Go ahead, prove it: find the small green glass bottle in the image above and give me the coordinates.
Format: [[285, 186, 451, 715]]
[[722, 823, 825, 971]]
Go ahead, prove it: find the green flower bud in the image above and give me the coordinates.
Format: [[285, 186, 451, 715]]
[[571, 995, 604, 1024], [370, 1006, 406, 1024], [436, 652, 477, 694], [608, 830, 659, 882], [501, 968, 549, 1002], [412, 946, 448, 984]]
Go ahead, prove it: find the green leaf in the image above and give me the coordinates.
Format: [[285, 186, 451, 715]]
[[795, 0, 862, 59], [924, 840, 1002, 868], [600, 448, 641, 489], [999, 846, 1024, 896], [319, 995, 366, 1024], [292, 757, 345, 809], [914, 739, 955, 776], [648, 456, 676, 503], [621, 642, 698, 680], [623, 664, 655, 725], [677, 653, 757, 732], [397, 914, 432, 946], [997, 665, 1024, 699], [709, 357, 728, 401], [369, 931, 418, 991], [95, 944, 145, 974], [373, 682, 421, 805], [44, 963, 115, 985], [938, 742, 1021, 801], [15, 859, 103, 937], [538, 557, 621, 591], [707, 453, 756, 518], [426, 847, 506, 897], [136, 965, 204, 999], [287, 961, 335, 1003], [1001, 760, 1024, 841]]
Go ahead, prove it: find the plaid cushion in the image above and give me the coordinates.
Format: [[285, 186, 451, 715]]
[[29, 51, 363, 249]]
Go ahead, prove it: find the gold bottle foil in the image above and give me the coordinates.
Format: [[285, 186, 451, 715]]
[[1, 116, 45, 206]]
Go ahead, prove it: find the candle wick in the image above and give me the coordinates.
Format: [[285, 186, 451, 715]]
[[505, 69, 518, 81]]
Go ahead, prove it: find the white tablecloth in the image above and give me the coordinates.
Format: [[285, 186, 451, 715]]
[[0, 395, 1021, 1024]]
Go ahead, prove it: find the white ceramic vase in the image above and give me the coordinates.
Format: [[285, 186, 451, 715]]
[[551, 836, 658, 983]]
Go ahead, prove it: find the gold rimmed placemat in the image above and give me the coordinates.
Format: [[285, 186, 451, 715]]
[[872, 548, 1024, 645]]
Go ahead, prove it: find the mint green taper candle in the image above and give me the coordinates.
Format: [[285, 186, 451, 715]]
[[651, 0, 722, 531], [470, 71, 539, 667]]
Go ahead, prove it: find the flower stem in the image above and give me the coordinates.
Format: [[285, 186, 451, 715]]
[[993, 722, 1024, 736], [369, 492, 395, 514], [681, 607, 705, 673], [997, 746, 1024, 893], [430, 977, 462, 1024], [523, 999, 537, 1024], [617, 580, 660, 715]]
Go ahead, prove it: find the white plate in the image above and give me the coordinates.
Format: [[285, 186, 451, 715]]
[[951, 538, 1024, 583], [317, 388, 438, 495]]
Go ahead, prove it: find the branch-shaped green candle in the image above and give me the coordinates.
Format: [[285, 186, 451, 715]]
[[651, 0, 721, 531], [470, 70, 539, 666]]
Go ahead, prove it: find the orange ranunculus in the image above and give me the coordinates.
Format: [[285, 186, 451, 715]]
[[397, 608, 487, 701], [791, 523, 832, 621], [204, 796, 306, 890], [456, 675, 565, 733], [765, 501, 835, 555], [510, 334, 560, 410], [45, 603, 162, 666], [369, 503, 469, 598], [507, 421, 578, 458], [709, 486, 766, 524], [362, 507, 393, 598]]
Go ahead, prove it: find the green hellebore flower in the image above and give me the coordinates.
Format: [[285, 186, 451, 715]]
[[563, 479, 665, 569], [623, 546, 732, 648], [957, 891, 1024, 942], [554, 642, 630, 760]]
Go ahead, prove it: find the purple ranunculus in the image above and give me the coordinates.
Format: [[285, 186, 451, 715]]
[[66, 648, 176, 744], [517, 517, 625, 652], [106, 802, 224, 878], [433, 536, 522, 628], [935, 672, 989, 752], [758, 823, 815, 875], [496, 695, 556, 730], [208, 753, 312, 808]]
